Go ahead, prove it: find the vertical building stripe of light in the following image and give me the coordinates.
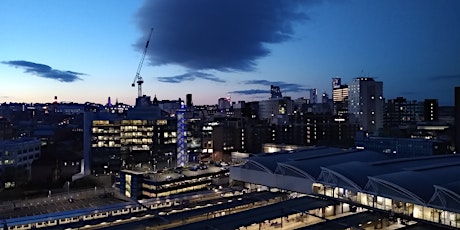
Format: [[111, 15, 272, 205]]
[[176, 104, 187, 167]]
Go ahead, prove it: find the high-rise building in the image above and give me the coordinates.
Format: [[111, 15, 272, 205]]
[[270, 85, 283, 99], [218, 97, 231, 110], [186, 94, 193, 107], [332, 77, 341, 90], [332, 77, 348, 117], [332, 85, 348, 103], [309, 88, 317, 104], [424, 99, 439, 122], [348, 77, 384, 135]]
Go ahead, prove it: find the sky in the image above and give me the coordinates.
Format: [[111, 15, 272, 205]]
[[1, 0, 459, 106]]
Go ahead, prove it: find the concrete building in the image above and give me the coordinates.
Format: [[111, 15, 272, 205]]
[[348, 77, 384, 135], [83, 97, 177, 175], [355, 135, 451, 157], [119, 166, 229, 200], [0, 138, 41, 184], [384, 97, 419, 129], [258, 97, 294, 125]]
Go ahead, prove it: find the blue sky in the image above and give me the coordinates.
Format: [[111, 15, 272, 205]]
[[1, 0, 459, 106]]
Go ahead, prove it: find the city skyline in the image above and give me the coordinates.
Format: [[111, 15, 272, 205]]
[[1, 0, 460, 106]]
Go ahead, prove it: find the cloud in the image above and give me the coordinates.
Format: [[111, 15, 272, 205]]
[[2, 60, 85, 82], [135, 0, 317, 72], [243, 80, 308, 92], [427, 74, 460, 81], [157, 71, 225, 83], [228, 89, 270, 95], [228, 79, 309, 95]]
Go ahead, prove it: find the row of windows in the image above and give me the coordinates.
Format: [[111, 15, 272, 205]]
[[0, 147, 40, 157], [121, 126, 154, 131], [0, 159, 15, 165]]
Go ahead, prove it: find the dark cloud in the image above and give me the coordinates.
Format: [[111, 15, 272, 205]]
[[229, 79, 308, 95], [228, 89, 270, 95], [427, 74, 460, 81], [135, 0, 317, 72], [243, 80, 308, 92], [2, 60, 85, 82], [157, 71, 225, 83]]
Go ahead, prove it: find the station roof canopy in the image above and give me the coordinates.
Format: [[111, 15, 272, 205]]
[[232, 146, 460, 213], [170, 196, 334, 230]]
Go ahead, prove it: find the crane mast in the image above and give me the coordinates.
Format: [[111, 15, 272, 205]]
[[132, 28, 153, 98]]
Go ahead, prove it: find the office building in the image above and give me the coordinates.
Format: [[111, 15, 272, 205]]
[[332, 77, 348, 116], [83, 96, 177, 175], [0, 138, 41, 185], [348, 77, 384, 135], [332, 85, 348, 103]]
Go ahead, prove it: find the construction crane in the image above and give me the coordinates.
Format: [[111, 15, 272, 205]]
[[132, 28, 153, 98]]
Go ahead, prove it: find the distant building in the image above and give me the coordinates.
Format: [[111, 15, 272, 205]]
[[424, 99, 439, 122], [186, 94, 193, 107], [218, 97, 231, 111], [332, 85, 348, 103], [258, 97, 294, 125], [309, 88, 317, 104], [332, 77, 341, 90], [355, 134, 451, 157], [0, 117, 14, 140], [270, 85, 283, 99], [384, 97, 419, 128], [348, 77, 384, 135]]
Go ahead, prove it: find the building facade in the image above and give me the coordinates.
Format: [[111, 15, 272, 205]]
[[348, 77, 384, 135], [0, 138, 41, 186]]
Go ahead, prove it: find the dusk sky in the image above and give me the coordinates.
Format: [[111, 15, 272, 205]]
[[1, 0, 459, 106]]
